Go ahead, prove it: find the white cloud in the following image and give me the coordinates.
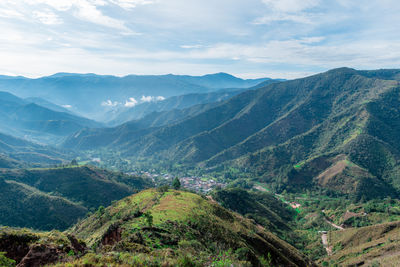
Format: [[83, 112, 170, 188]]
[[140, 95, 165, 102], [124, 97, 138, 107], [0, 8, 24, 18], [180, 44, 204, 49], [102, 99, 120, 106], [257, 0, 320, 24], [140, 95, 153, 102], [33, 10, 62, 25], [23, 0, 129, 30], [0, 0, 399, 80], [30, 0, 74, 11], [62, 104, 72, 108], [73, 0, 128, 30], [110, 0, 155, 10]]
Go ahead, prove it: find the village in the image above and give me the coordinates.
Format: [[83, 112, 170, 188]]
[[179, 176, 227, 193], [126, 170, 227, 193]]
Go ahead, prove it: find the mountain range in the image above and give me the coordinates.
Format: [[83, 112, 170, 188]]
[[65, 68, 400, 199], [2, 68, 400, 266], [0, 73, 275, 120]]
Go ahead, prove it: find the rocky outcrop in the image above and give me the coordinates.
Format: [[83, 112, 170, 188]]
[[0, 229, 87, 267], [0, 231, 39, 263], [17, 244, 66, 267], [101, 223, 122, 246]]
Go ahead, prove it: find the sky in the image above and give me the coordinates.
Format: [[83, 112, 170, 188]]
[[0, 0, 399, 79]]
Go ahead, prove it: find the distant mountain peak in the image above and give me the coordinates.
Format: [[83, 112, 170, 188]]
[[46, 73, 99, 78], [326, 67, 357, 74], [203, 72, 237, 78]]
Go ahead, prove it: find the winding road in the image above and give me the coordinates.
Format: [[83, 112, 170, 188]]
[[321, 218, 344, 255]]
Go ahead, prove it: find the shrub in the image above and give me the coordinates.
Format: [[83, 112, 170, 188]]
[[177, 255, 198, 267], [235, 247, 250, 261], [157, 185, 169, 193], [97, 206, 105, 216], [0, 252, 15, 267]]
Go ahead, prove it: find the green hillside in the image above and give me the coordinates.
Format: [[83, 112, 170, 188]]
[[63, 100, 222, 150], [0, 166, 152, 230], [107, 88, 247, 126], [64, 68, 400, 198], [70, 188, 315, 266], [212, 188, 296, 241], [0, 132, 66, 166], [0, 179, 87, 230], [0, 189, 315, 266]]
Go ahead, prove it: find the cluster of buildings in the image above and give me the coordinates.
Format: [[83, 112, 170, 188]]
[[180, 176, 226, 193], [126, 171, 226, 193]]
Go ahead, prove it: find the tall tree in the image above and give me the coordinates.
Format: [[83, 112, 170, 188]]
[[172, 177, 181, 190]]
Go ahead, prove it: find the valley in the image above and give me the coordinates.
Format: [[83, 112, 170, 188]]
[[1, 0, 399, 265], [1, 68, 400, 266]]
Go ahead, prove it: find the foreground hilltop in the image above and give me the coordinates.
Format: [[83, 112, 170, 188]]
[[0, 189, 316, 266], [70, 188, 315, 266]]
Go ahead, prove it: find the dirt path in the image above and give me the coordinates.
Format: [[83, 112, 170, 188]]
[[254, 185, 267, 192], [321, 233, 332, 256], [325, 218, 344, 230], [321, 218, 344, 256], [206, 195, 216, 203]]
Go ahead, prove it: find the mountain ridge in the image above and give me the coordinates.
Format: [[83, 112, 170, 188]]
[[0, 165, 152, 230], [64, 68, 400, 198], [0, 91, 102, 144], [0, 72, 276, 120]]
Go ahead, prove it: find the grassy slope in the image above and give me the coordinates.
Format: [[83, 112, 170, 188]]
[[70, 188, 315, 266], [323, 221, 400, 266]]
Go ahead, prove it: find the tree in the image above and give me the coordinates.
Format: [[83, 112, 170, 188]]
[[144, 211, 153, 227], [71, 159, 78, 166], [172, 177, 181, 190]]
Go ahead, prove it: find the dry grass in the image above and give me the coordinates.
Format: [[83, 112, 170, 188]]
[[323, 221, 400, 266]]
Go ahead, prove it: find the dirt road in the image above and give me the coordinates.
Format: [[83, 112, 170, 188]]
[[324, 218, 344, 230], [321, 233, 332, 256]]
